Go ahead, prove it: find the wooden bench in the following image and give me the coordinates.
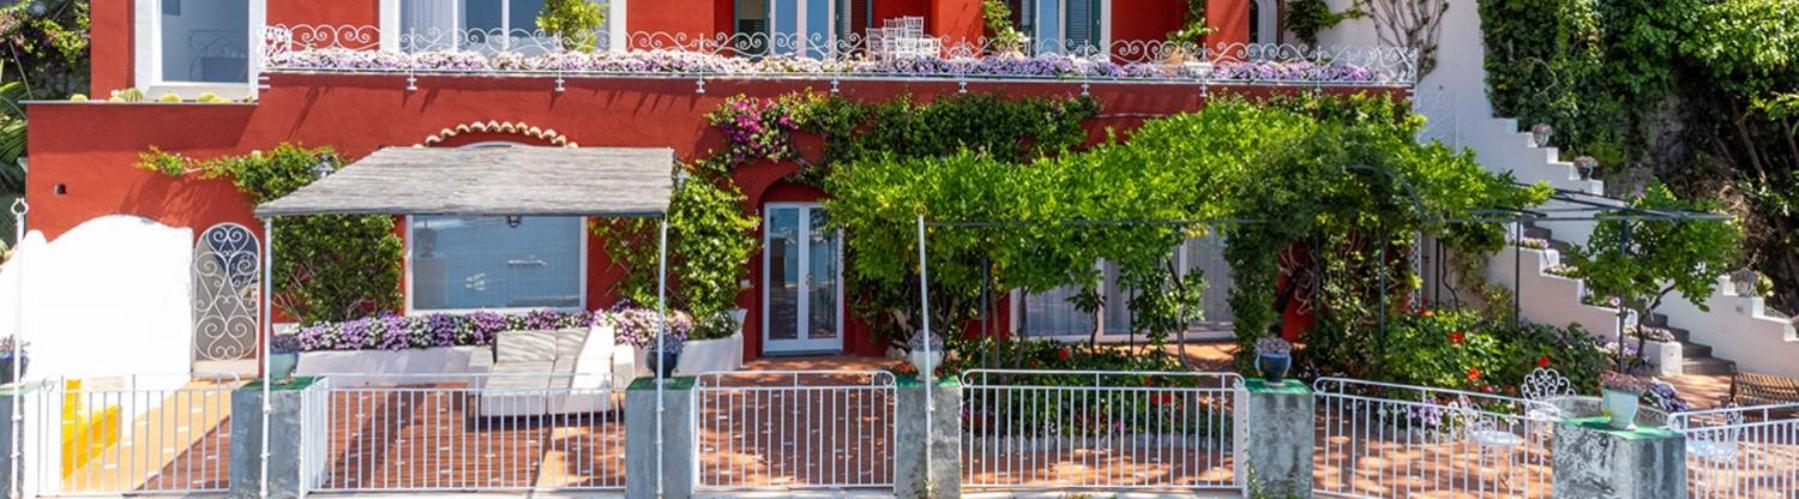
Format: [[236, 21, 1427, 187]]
[[1729, 371, 1799, 417]]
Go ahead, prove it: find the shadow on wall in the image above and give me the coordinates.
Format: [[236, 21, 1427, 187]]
[[0, 215, 194, 381]]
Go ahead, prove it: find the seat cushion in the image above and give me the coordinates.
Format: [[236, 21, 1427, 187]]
[[495, 330, 559, 363]]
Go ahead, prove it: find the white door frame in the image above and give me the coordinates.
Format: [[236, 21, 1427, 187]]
[[761, 202, 845, 353]]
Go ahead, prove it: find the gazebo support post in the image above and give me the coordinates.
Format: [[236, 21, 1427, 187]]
[[914, 215, 933, 490], [260, 217, 274, 499], [9, 198, 27, 499], [655, 218, 668, 497]]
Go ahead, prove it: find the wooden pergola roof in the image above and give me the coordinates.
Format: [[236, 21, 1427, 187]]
[[254, 146, 675, 217]]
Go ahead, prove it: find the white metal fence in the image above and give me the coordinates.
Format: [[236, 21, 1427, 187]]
[[961, 370, 1240, 491], [29, 374, 240, 497], [693, 370, 897, 491], [1670, 403, 1799, 498], [1312, 377, 1558, 498], [300, 373, 625, 494]]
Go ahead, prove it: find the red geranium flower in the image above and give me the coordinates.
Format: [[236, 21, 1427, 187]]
[[1537, 355, 1551, 368], [1057, 346, 1073, 361], [1449, 331, 1465, 344], [1467, 367, 1481, 381]]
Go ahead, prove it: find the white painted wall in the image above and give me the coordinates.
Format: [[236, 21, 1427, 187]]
[[1486, 245, 1624, 341], [0, 216, 194, 381]]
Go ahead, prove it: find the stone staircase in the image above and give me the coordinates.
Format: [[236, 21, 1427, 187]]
[[1641, 313, 1738, 375]]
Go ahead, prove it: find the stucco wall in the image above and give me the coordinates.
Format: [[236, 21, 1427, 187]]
[[0, 216, 192, 380]]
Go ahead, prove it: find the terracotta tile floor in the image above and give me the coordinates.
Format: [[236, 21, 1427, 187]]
[[59, 381, 237, 494], [309, 387, 628, 492]]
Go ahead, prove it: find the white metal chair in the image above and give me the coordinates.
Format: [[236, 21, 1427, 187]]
[[1678, 408, 1743, 463], [1520, 367, 1575, 420]]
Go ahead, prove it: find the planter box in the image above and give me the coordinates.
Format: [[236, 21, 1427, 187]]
[[676, 332, 744, 375], [296, 346, 492, 387], [1640, 339, 1683, 376]]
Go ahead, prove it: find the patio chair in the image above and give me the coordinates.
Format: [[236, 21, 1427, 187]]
[[1520, 367, 1575, 421], [1678, 407, 1743, 463]]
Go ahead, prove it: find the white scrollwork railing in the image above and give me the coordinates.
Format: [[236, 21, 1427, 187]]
[[260, 24, 1418, 86]]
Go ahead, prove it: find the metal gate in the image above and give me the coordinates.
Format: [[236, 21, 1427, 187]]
[[693, 370, 897, 491], [191, 223, 260, 362], [961, 370, 1241, 491], [1313, 378, 1558, 498]]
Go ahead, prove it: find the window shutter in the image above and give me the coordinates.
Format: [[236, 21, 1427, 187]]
[[1063, 0, 1100, 52]]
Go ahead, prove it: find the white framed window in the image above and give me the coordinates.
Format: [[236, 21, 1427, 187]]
[[1013, 236, 1234, 340], [383, 0, 623, 53], [1250, 0, 1278, 44], [406, 214, 588, 313], [133, 0, 266, 99]]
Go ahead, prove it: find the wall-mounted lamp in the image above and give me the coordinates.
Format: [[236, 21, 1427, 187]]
[[506, 215, 523, 228]]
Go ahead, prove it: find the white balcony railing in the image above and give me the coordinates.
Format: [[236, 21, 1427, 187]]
[[259, 24, 1419, 86]]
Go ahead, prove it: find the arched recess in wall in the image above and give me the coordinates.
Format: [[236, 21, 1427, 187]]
[[415, 120, 579, 149], [1250, 0, 1278, 44]]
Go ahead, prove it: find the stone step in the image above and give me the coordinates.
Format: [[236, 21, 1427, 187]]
[[1681, 342, 1712, 359], [1683, 357, 1737, 375]]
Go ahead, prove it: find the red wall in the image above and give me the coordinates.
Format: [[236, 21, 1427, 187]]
[[28, 74, 1394, 359], [88, 0, 132, 97], [1206, 0, 1250, 46]]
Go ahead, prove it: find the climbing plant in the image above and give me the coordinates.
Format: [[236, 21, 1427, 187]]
[[981, 0, 1028, 53], [591, 168, 759, 340], [136, 144, 404, 324]]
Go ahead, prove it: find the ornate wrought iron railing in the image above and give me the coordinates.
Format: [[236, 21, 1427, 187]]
[[258, 24, 1418, 86]]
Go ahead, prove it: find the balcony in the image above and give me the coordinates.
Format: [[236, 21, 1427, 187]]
[[259, 24, 1419, 88]]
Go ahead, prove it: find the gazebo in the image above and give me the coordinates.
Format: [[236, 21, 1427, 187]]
[[252, 145, 678, 497]]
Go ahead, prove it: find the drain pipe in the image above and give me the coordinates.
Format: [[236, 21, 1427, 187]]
[[260, 217, 275, 498], [10, 198, 28, 499]]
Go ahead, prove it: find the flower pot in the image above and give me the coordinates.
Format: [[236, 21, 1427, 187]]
[[1602, 389, 1640, 429], [268, 351, 299, 382], [910, 349, 944, 379], [645, 350, 681, 378], [1258, 353, 1291, 384], [0, 353, 27, 385]]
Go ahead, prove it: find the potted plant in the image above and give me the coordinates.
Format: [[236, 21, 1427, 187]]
[[268, 334, 303, 382], [1601, 371, 1648, 429], [644, 333, 685, 378], [0, 336, 27, 385], [1531, 123, 1553, 148], [1574, 156, 1599, 180], [1256, 335, 1293, 384], [908, 330, 944, 379]]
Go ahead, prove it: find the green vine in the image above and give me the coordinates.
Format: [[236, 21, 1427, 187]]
[[136, 144, 404, 324], [591, 168, 759, 340], [1167, 0, 1212, 45], [1284, 0, 1348, 48]]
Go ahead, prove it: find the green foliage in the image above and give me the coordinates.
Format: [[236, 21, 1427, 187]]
[[593, 172, 759, 340], [980, 0, 1027, 53], [1284, 0, 1348, 47], [1357, 308, 1608, 393], [135, 145, 404, 323], [1482, 0, 1799, 313], [1, 0, 90, 244], [822, 93, 1549, 371], [536, 0, 607, 52]]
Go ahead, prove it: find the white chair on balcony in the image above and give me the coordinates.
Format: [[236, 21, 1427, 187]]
[[1680, 408, 1743, 463], [1521, 367, 1575, 420]]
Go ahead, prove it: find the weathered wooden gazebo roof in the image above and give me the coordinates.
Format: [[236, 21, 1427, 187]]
[[254, 146, 675, 217]]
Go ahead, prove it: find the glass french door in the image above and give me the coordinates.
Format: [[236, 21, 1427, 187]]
[[763, 203, 843, 353]]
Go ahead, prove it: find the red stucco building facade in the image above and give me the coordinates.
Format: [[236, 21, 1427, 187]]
[[31, 0, 1396, 361]]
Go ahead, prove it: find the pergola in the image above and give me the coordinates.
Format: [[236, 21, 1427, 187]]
[[253, 145, 678, 497]]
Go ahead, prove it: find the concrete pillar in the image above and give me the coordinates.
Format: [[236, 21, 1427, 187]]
[[895, 376, 960, 499], [626, 377, 695, 499], [1552, 417, 1685, 499], [0, 391, 17, 499], [229, 377, 320, 499], [1235, 379, 1314, 497]]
